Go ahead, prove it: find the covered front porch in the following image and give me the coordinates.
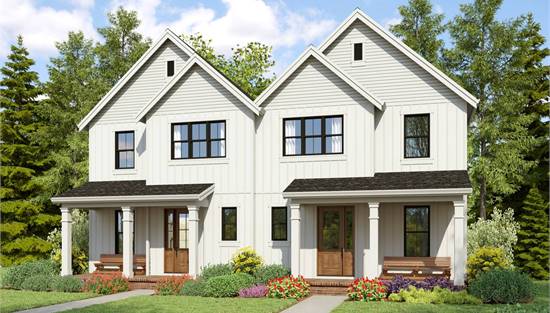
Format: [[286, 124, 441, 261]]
[[282, 170, 471, 286]]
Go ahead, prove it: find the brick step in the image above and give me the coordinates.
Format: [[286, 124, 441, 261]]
[[129, 282, 157, 290], [310, 286, 347, 295]]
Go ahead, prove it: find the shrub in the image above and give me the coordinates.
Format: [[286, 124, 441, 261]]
[[267, 275, 310, 299], [52, 276, 83, 292], [21, 274, 53, 291], [468, 208, 518, 264], [254, 264, 290, 284], [239, 284, 268, 298], [467, 246, 511, 279], [199, 263, 233, 281], [204, 273, 255, 297], [388, 293, 402, 302], [468, 269, 534, 304], [397, 286, 481, 304], [48, 210, 89, 274], [180, 279, 206, 296], [384, 275, 416, 294], [384, 275, 461, 294], [2, 259, 58, 289], [231, 246, 263, 275], [347, 277, 387, 302], [82, 272, 129, 294], [155, 275, 191, 295]]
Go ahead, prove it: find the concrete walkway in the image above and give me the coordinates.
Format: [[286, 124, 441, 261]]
[[281, 295, 347, 313], [16, 289, 154, 313]]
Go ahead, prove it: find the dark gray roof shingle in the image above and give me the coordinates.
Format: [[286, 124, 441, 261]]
[[57, 180, 213, 198], [283, 170, 470, 193]]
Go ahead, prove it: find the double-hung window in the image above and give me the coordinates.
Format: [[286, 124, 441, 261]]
[[115, 131, 134, 169], [283, 115, 343, 156], [404, 206, 430, 257], [404, 114, 430, 158], [172, 121, 226, 159]]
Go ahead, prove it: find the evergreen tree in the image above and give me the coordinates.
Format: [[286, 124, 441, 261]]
[[390, 0, 445, 65], [444, 0, 538, 218], [0, 36, 57, 265], [514, 187, 549, 279]]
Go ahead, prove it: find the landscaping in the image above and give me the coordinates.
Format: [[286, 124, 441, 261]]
[[0, 289, 96, 313]]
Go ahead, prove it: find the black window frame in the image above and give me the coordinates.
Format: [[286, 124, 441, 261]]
[[171, 120, 226, 159], [167, 60, 175, 77], [404, 114, 430, 158], [404, 205, 430, 257], [353, 42, 363, 61], [283, 115, 344, 156], [221, 207, 237, 241], [114, 210, 135, 254], [271, 207, 288, 241], [115, 131, 135, 169]]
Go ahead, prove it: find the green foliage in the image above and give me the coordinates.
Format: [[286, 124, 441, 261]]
[[183, 34, 275, 99], [468, 268, 534, 304], [47, 210, 89, 274], [203, 273, 255, 297], [467, 208, 518, 263], [2, 259, 58, 289], [199, 263, 233, 281], [395, 286, 481, 304], [390, 0, 445, 65], [21, 274, 53, 291], [254, 264, 290, 284], [468, 246, 511, 279], [52, 276, 84, 292], [514, 187, 550, 279], [231, 246, 263, 275], [180, 279, 207, 296]]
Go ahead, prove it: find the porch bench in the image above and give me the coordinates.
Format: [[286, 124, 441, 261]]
[[94, 254, 146, 276], [381, 256, 451, 280]]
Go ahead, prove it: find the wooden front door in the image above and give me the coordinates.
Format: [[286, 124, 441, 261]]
[[164, 209, 189, 273], [317, 206, 354, 276]]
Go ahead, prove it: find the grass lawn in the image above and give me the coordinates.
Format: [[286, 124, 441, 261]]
[[332, 281, 549, 313], [0, 289, 97, 313], [65, 296, 297, 313]]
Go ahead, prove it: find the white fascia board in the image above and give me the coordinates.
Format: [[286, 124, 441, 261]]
[[318, 9, 479, 108], [78, 29, 195, 131], [282, 188, 473, 199], [254, 46, 384, 110]]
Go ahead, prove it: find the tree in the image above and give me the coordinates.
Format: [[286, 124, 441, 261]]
[[390, 0, 445, 65], [96, 7, 151, 86], [184, 34, 275, 99], [514, 187, 549, 279], [0, 36, 58, 265], [444, 0, 538, 218]]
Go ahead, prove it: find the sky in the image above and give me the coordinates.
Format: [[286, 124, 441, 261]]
[[0, 0, 548, 80]]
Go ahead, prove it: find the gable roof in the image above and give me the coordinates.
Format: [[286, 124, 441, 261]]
[[78, 29, 195, 130], [254, 46, 384, 110], [319, 9, 478, 108], [135, 54, 260, 122]]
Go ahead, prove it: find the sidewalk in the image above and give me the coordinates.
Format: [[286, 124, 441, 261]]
[[16, 289, 154, 313], [281, 295, 347, 313]]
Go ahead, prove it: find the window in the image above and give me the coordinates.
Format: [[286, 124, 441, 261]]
[[115, 131, 134, 169], [167, 60, 175, 77], [404, 114, 430, 158], [353, 43, 363, 61], [114, 210, 135, 254], [172, 121, 226, 159], [222, 207, 237, 241], [271, 207, 288, 241], [283, 115, 343, 156], [404, 206, 430, 257]]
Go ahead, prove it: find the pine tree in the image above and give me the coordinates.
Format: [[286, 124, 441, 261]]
[[514, 187, 549, 279], [390, 0, 445, 65], [0, 36, 58, 265]]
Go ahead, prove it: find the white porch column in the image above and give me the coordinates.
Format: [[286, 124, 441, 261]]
[[122, 207, 134, 278], [453, 199, 466, 286], [366, 202, 379, 278], [145, 207, 150, 276], [290, 203, 301, 276], [61, 207, 73, 276], [188, 205, 200, 277]]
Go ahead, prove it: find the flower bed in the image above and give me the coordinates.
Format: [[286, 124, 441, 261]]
[[239, 284, 268, 298], [267, 275, 310, 299], [82, 272, 128, 295], [155, 275, 191, 295], [347, 278, 387, 302], [384, 275, 462, 294]]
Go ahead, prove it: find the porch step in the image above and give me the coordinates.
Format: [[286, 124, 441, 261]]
[[129, 282, 157, 290], [308, 279, 351, 295]]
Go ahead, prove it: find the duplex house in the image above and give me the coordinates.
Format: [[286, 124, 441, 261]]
[[52, 9, 477, 285]]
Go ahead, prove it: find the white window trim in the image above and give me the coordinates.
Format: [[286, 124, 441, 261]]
[[269, 205, 290, 244], [219, 205, 240, 243], [166, 59, 175, 78], [399, 109, 436, 165], [350, 40, 366, 66]]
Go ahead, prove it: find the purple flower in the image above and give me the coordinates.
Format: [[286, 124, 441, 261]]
[[239, 284, 268, 298], [383, 275, 463, 294]]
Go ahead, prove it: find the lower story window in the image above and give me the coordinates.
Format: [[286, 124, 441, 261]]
[[115, 210, 135, 254], [222, 207, 237, 241], [271, 207, 288, 241], [404, 206, 429, 257]]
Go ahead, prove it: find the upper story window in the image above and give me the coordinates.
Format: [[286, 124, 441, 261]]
[[115, 131, 134, 169], [404, 114, 430, 158], [167, 60, 175, 77], [283, 115, 343, 156], [353, 42, 363, 61], [404, 206, 430, 257], [172, 121, 226, 159]]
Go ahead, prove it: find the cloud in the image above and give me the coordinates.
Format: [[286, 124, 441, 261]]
[[383, 16, 402, 30], [0, 0, 97, 58]]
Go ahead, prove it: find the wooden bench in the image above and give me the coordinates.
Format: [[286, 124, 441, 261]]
[[381, 257, 451, 280], [94, 254, 146, 276]]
